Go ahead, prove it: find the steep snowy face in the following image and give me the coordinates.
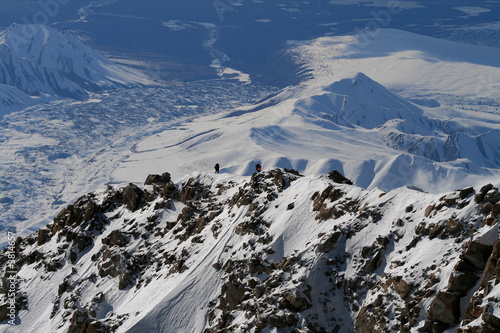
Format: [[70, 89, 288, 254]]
[[1, 169, 499, 333], [289, 73, 500, 170], [0, 24, 149, 99]]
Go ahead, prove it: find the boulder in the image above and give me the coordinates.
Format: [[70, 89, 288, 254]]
[[220, 280, 247, 312], [427, 291, 460, 325], [145, 172, 171, 185], [37, 229, 50, 246], [317, 232, 342, 253], [482, 311, 500, 331], [102, 230, 128, 247], [492, 204, 500, 217], [481, 202, 493, 215], [459, 187, 475, 199], [122, 183, 144, 211], [144, 174, 163, 185], [327, 170, 353, 185], [67, 309, 106, 333], [480, 239, 500, 288], [458, 241, 494, 272], [447, 272, 479, 296], [475, 184, 494, 203]]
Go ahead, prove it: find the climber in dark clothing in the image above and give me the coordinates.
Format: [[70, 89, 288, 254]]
[[255, 163, 261, 172], [214, 163, 220, 174]]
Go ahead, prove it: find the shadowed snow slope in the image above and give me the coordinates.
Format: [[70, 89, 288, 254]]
[[0, 24, 152, 101], [0, 83, 41, 116]]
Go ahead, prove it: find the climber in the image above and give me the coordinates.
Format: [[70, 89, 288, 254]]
[[255, 163, 261, 172], [214, 163, 220, 174]]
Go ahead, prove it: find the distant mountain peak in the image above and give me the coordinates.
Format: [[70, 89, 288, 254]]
[[0, 24, 151, 100], [299, 72, 424, 129]]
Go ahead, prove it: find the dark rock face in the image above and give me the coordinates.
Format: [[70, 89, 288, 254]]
[[67, 308, 108, 333], [317, 232, 342, 253], [102, 230, 128, 248], [122, 183, 145, 211], [427, 291, 461, 325], [327, 170, 353, 185], [144, 172, 171, 185]]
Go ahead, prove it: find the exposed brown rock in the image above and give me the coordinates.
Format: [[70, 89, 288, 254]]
[[480, 239, 500, 289], [447, 272, 479, 296], [145, 172, 171, 185], [327, 170, 353, 185], [317, 232, 342, 253], [122, 183, 144, 211], [427, 291, 460, 326], [102, 230, 128, 247]]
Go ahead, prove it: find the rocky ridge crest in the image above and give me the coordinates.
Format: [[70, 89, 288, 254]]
[[0, 169, 499, 333]]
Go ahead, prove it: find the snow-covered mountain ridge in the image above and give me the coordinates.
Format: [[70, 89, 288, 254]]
[[114, 71, 500, 193], [0, 24, 151, 102], [1, 168, 499, 332]]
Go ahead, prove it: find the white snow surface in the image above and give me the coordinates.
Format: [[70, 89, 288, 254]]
[[0, 22, 499, 332], [112, 29, 500, 194]]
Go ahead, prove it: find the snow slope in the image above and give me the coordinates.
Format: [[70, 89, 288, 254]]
[[0, 82, 268, 247], [1, 27, 499, 252], [0, 24, 152, 101], [0, 83, 41, 116], [111, 42, 500, 193], [1, 169, 499, 332], [289, 28, 500, 102]]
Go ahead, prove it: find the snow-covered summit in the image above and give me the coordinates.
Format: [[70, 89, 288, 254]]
[[292, 72, 424, 129], [0, 24, 151, 100]]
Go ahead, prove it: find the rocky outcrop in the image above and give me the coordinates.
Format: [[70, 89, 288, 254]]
[[327, 170, 353, 185], [144, 172, 171, 185], [0, 171, 498, 333]]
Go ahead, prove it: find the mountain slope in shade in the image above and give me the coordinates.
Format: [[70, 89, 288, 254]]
[[0, 83, 41, 116], [1, 169, 499, 332], [0, 24, 152, 100]]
